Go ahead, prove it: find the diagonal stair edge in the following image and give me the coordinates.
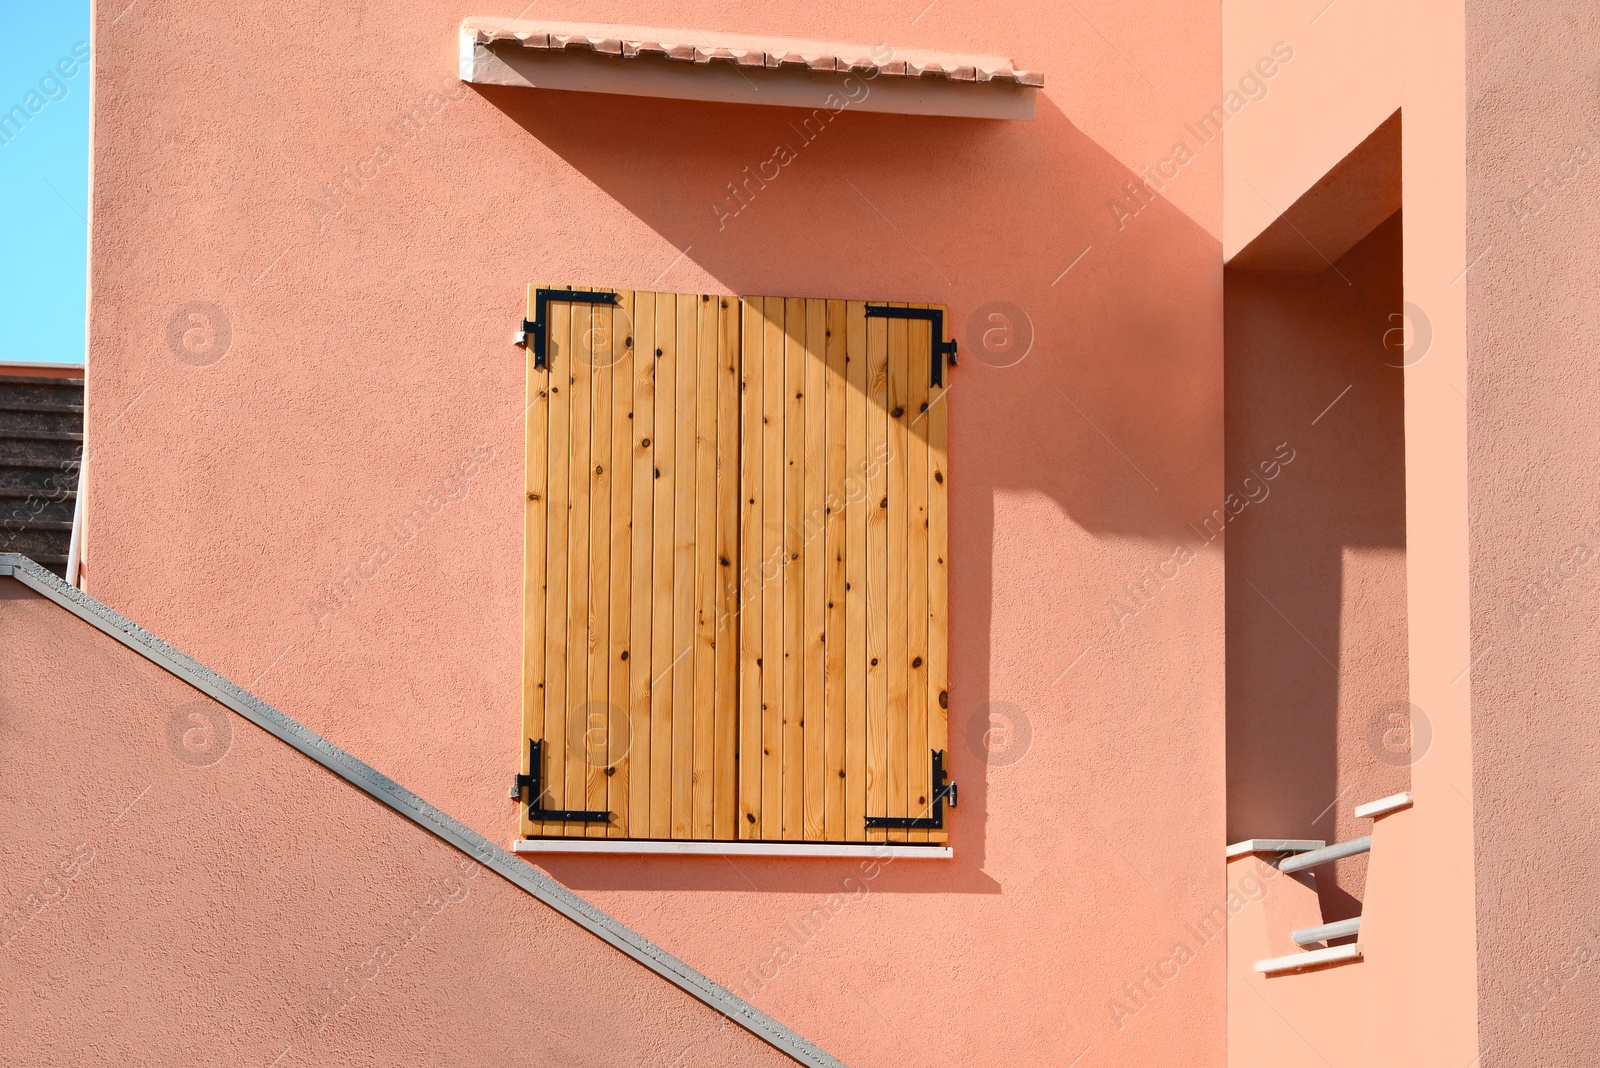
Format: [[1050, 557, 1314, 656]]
[[0, 552, 845, 1068]]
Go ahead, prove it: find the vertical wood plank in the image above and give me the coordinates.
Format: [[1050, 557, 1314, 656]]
[[671, 292, 698, 839], [822, 299, 848, 841], [692, 294, 719, 839], [542, 291, 574, 832], [802, 298, 828, 840], [927, 304, 952, 845], [884, 310, 910, 843], [566, 287, 595, 838], [607, 291, 635, 838], [905, 309, 932, 843], [759, 296, 786, 842], [523, 284, 550, 839], [586, 297, 613, 838], [738, 296, 766, 839], [843, 300, 869, 842], [714, 295, 741, 841], [650, 294, 677, 838], [628, 292, 657, 838], [781, 295, 806, 841], [864, 309, 889, 843]]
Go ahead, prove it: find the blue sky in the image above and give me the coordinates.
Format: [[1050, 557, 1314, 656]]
[[0, 2, 90, 365]]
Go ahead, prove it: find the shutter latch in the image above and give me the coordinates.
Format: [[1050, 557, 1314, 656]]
[[516, 288, 619, 370], [511, 739, 613, 824], [865, 749, 956, 831]]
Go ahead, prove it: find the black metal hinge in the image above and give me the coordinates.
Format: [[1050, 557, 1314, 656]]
[[516, 288, 619, 371], [865, 750, 957, 831], [510, 739, 612, 823], [863, 305, 958, 387]]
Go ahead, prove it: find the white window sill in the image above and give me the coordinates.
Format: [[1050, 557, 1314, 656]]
[[515, 838, 952, 859], [1225, 838, 1325, 859]]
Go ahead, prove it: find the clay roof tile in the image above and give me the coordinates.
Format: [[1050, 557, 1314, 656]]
[[462, 18, 1043, 89]]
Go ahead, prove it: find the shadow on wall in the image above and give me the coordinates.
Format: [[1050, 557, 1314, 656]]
[[1223, 207, 1410, 923], [472, 83, 1225, 892]]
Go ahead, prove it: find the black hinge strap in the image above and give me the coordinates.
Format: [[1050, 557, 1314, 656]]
[[519, 288, 619, 371], [863, 305, 958, 387], [864, 750, 957, 830], [510, 739, 612, 823]]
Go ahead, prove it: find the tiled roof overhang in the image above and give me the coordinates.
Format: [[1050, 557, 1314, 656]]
[[459, 18, 1042, 120]]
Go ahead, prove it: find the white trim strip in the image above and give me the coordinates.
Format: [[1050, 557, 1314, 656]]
[[0, 554, 842, 1068], [66, 450, 85, 588], [1256, 943, 1363, 974], [1225, 838, 1325, 859], [517, 838, 952, 859], [1354, 791, 1413, 819]]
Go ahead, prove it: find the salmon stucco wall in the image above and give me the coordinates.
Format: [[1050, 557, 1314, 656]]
[[1466, 2, 1600, 1062], [0, 579, 801, 1066], [1224, 0, 1476, 1064], [83, 1, 1226, 1065]]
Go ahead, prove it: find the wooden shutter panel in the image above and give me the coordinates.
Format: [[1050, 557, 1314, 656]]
[[521, 286, 741, 839], [735, 298, 951, 843], [523, 288, 949, 844]]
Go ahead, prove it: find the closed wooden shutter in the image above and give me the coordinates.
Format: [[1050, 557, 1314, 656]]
[[521, 287, 741, 840], [737, 297, 950, 844], [521, 287, 949, 844]]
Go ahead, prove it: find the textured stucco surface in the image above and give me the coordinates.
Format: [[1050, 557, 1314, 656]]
[[83, 1, 1226, 1065], [0, 579, 800, 1066], [1466, 2, 1600, 1062]]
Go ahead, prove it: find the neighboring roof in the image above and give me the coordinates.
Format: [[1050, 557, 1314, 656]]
[[0, 553, 842, 1068], [462, 17, 1044, 87], [0, 361, 85, 380]]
